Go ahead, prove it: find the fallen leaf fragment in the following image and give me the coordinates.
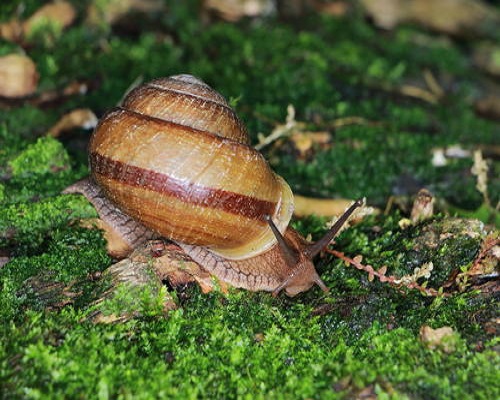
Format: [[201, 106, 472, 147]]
[[483, 318, 499, 336], [290, 131, 331, 159], [466, 232, 499, 279], [294, 195, 376, 220], [0, 54, 38, 98], [0, 1, 76, 43], [24, 1, 76, 37], [203, 0, 273, 22], [410, 188, 434, 224], [47, 108, 98, 137], [86, 0, 166, 26], [294, 196, 353, 218], [361, 0, 500, 38], [419, 325, 457, 353], [79, 218, 134, 260], [255, 104, 300, 151]]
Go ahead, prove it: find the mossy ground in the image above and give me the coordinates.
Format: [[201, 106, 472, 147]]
[[0, 1, 498, 399]]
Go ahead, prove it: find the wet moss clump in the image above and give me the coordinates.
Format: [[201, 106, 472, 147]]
[[0, 291, 498, 399]]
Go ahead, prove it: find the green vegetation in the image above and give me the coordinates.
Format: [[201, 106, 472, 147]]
[[0, 1, 498, 399]]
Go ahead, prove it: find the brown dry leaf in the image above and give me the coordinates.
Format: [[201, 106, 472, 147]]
[[294, 196, 354, 218], [361, 0, 500, 37], [79, 218, 134, 259], [255, 105, 301, 150], [294, 195, 377, 220], [86, 0, 166, 26], [399, 83, 440, 104], [483, 317, 499, 336], [24, 1, 76, 36], [467, 232, 499, 278], [47, 108, 98, 137], [203, 0, 273, 22], [32, 81, 89, 107], [410, 188, 435, 224], [290, 131, 331, 159], [419, 325, 457, 353], [0, 19, 23, 43], [356, 385, 377, 400], [0, 1, 76, 43], [0, 54, 38, 98]]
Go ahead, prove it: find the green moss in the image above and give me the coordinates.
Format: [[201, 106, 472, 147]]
[[0, 300, 498, 399], [332, 215, 483, 289], [0, 108, 58, 160], [0, 225, 109, 320], [0, 4, 498, 398], [8, 137, 70, 177], [91, 275, 172, 321], [0, 194, 97, 252]]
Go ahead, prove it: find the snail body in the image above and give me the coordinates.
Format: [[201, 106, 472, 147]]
[[74, 74, 362, 296]]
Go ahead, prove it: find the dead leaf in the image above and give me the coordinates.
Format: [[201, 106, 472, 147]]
[[0, 54, 38, 98], [483, 317, 499, 336], [419, 325, 457, 353], [410, 188, 434, 224], [24, 1, 76, 37], [290, 131, 331, 159], [86, 0, 166, 27], [47, 108, 98, 137], [466, 232, 499, 279], [79, 218, 134, 260], [0, 1, 76, 43], [294, 196, 353, 218], [203, 0, 273, 22], [361, 0, 500, 38]]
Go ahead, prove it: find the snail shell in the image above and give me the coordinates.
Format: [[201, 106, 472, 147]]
[[89, 74, 294, 260]]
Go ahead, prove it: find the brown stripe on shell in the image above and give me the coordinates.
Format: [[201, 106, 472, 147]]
[[122, 75, 249, 144], [90, 152, 275, 221], [148, 75, 228, 106]]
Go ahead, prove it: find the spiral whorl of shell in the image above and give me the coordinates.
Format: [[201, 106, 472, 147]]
[[89, 74, 294, 260]]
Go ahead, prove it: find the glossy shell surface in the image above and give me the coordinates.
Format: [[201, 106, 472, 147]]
[[89, 75, 294, 259]]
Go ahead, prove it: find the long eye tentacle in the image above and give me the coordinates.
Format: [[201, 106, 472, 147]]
[[264, 215, 299, 267], [305, 199, 364, 258]]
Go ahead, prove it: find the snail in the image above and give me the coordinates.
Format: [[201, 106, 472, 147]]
[[66, 74, 362, 296]]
